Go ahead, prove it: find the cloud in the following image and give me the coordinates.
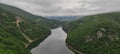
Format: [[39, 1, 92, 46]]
[[0, 0, 120, 16]]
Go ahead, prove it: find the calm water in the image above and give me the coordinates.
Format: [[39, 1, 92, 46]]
[[31, 27, 74, 54]]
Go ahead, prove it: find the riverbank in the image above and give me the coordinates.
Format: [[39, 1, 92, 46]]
[[66, 41, 84, 54], [62, 28, 80, 54], [26, 31, 51, 50]]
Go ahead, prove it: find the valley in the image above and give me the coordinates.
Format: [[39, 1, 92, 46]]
[[0, 2, 120, 54]]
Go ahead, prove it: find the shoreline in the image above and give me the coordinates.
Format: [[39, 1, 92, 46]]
[[26, 31, 51, 50], [62, 27, 84, 54], [65, 40, 84, 54], [25, 27, 61, 50]]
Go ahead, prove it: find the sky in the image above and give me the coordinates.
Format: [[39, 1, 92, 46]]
[[0, 0, 120, 16]]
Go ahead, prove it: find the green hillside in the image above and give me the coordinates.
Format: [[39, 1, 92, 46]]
[[63, 12, 120, 54], [0, 3, 61, 54], [0, 3, 61, 28]]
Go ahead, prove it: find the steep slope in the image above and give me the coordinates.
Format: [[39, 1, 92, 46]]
[[0, 6, 51, 54], [63, 12, 120, 54], [0, 3, 61, 28]]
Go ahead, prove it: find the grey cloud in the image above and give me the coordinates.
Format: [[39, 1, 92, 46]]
[[39, 6, 63, 13], [0, 0, 120, 16]]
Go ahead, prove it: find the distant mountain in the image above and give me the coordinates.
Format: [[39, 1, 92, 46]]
[[45, 16, 83, 21], [63, 12, 120, 54], [0, 3, 61, 54]]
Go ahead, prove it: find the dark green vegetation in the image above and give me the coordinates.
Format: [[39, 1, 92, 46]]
[[63, 12, 120, 54], [0, 7, 31, 54], [0, 3, 61, 54]]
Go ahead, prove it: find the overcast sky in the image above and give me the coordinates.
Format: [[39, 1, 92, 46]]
[[0, 0, 120, 16]]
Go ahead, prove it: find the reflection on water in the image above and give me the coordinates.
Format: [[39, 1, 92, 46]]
[[31, 27, 74, 54]]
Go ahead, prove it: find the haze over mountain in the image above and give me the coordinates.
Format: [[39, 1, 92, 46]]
[[45, 16, 83, 21]]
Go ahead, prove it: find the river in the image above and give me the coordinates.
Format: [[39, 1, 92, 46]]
[[31, 27, 74, 54]]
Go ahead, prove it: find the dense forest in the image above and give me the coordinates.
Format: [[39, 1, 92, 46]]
[[0, 3, 61, 54], [63, 12, 120, 54]]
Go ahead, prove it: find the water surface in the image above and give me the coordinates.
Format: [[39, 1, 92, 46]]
[[31, 27, 74, 54]]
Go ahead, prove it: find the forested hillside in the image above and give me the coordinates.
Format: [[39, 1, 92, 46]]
[[0, 3, 61, 28], [63, 12, 120, 54], [0, 3, 61, 54]]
